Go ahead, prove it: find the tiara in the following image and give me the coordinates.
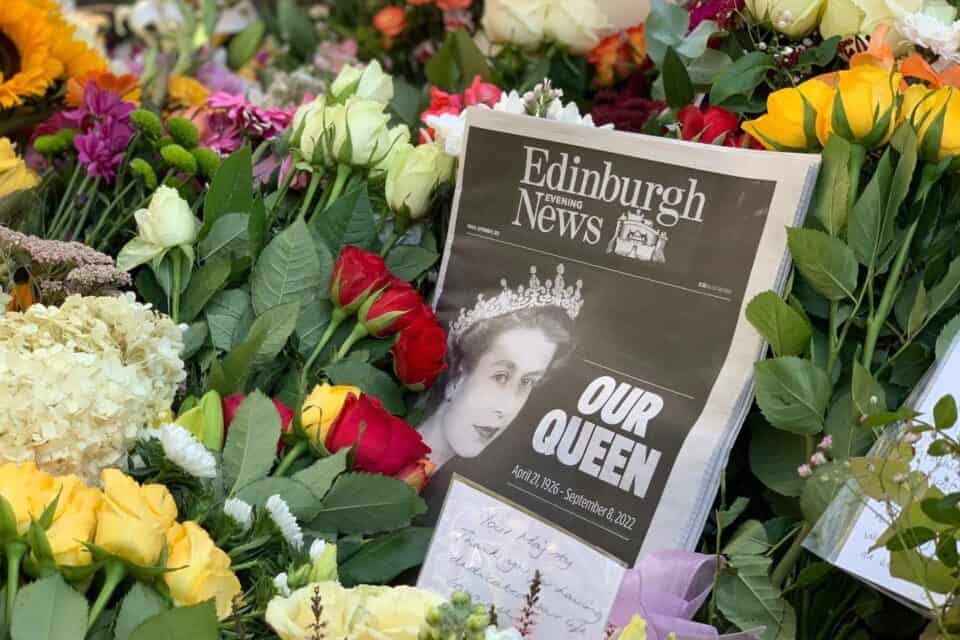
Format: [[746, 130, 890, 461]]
[[450, 264, 584, 339]]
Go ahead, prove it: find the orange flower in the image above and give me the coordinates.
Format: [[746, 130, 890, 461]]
[[626, 24, 645, 64], [437, 0, 472, 9], [168, 74, 210, 109], [374, 6, 406, 38], [588, 34, 626, 88], [66, 71, 141, 108]]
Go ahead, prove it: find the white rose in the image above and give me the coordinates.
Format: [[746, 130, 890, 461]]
[[385, 142, 453, 220], [356, 60, 394, 103], [543, 0, 609, 54], [482, 0, 550, 49], [291, 97, 326, 152], [116, 186, 199, 271], [371, 125, 412, 177], [330, 64, 363, 100], [298, 100, 336, 165], [746, 0, 826, 37], [330, 97, 393, 167]]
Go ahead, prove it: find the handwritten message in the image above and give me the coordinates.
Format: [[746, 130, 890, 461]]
[[418, 479, 626, 636]]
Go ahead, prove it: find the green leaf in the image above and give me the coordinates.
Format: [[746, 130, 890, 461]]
[[276, 0, 316, 60], [800, 462, 848, 523], [252, 219, 327, 315], [785, 562, 833, 592], [202, 146, 252, 238], [824, 392, 874, 460], [223, 391, 282, 494], [249, 196, 267, 260], [847, 165, 888, 266], [717, 555, 796, 640], [180, 321, 207, 360], [385, 246, 439, 282], [296, 299, 333, 356], [921, 493, 960, 525], [208, 309, 273, 395], [324, 360, 405, 415], [310, 184, 378, 253], [723, 520, 770, 556], [662, 47, 694, 109], [309, 473, 426, 535], [749, 418, 808, 496], [339, 528, 433, 587], [390, 79, 424, 128], [425, 30, 492, 93], [236, 477, 322, 520], [887, 125, 918, 219], [205, 289, 253, 351], [936, 312, 960, 359], [797, 36, 840, 67], [934, 395, 958, 431], [885, 526, 937, 551], [787, 228, 859, 301], [709, 51, 773, 107], [129, 602, 219, 640], [228, 20, 265, 70], [906, 280, 928, 339], [249, 301, 300, 367], [717, 496, 750, 529], [927, 255, 960, 322], [10, 575, 88, 640], [293, 449, 350, 500], [199, 213, 250, 262], [745, 291, 811, 357], [179, 255, 231, 323], [811, 136, 852, 236], [890, 549, 955, 593], [114, 584, 169, 640], [852, 361, 886, 417], [754, 357, 831, 434]]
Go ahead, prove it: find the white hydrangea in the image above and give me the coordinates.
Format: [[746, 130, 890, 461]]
[[141, 423, 217, 478], [899, 12, 960, 63], [223, 497, 254, 531], [266, 495, 304, 551], [0, 294, 185, 482]]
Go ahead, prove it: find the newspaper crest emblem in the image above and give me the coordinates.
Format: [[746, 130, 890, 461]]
[[607, 211, 668, 263]]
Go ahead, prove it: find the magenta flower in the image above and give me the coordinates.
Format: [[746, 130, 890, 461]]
[[688, 0, 743, 31], [207, 92, 294, 142], [74, 119, 132, 183]]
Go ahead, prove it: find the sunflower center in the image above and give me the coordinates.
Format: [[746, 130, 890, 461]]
[[0, 31, 21, 80]]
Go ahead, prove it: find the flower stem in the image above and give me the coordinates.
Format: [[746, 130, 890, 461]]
[[274, 440, 309, 477], [297, 172, 323, 222], [334, 322, 370, 362], [771, 521, 813, 589], [71, 177, 101, 241], [87, 180, 137, 248], [379, 231, 401, 258], [298, 307, 348, 399], [50, 170, 88, 239], [317, 164, 351, 216], [267, 165, 296, 223], [87, 560, 126, 631], [251, 139, 270, 165], [5, 542, 26, 629], [170, 249, 183, 323]]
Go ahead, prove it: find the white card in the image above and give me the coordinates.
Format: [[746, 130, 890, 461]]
[[417, 477, 627, 637]]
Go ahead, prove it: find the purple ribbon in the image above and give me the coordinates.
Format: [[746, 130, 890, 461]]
[[607, 551, 761, 640]]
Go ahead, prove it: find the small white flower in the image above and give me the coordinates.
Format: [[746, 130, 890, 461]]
[[266, 495, 304, 551], [810, 452, 828, 467], [273, 572, 291, 597], [309, 539, 327, 562], [899, 12, 960, 63], [223, 498, 254, 532], [818, 435, 833, 450], [142, 423, 217, 479], [893, 472, 908, 484], [493, 90, 527, 115], [797, 464, 813, 478], [425, 112, 467, 157]]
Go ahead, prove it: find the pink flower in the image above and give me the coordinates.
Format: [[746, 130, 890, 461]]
[[810, 452, 827, 467], [315, 39, 359, 73], [413, 40, 437, 65], [463, 75, 502, 107], [817, 435, 833, 450], [797, 464, 813, 479]]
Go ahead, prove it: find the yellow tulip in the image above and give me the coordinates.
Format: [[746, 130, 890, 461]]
[[906, 86, 960, 162], [817, 65, 900, 148], [164, 521, 242, 620], [44, 475, 102, 567], [95, 468, 178, 567], [0, 138, 39, 199], [301, 383, 361, 443], [742, 79, 834, 151]]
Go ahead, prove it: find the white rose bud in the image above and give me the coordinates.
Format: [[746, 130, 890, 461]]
[[135, 185, 199, 247], [482, 0, 549, 49], [356, 60, 394, 103], [330, 64, 363, 100], [386, 142, 453, 220], [330, 97, 393, 167], [370, 125, 412, 177], [293, 98, 330, 161], [543, 0, 609, 54], [746, 0, 826, 38]]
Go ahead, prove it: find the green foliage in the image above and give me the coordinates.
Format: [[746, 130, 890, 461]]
[[128, 602, 219, 640], [222, 391, 282, 493], [308, 473, 427, 535], [10, 575, 87, 640], [425, 30, 493, 93]]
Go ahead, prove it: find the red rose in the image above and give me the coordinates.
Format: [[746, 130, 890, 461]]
[[222, 393, 294, 451], [677, 105, 739, 145], [463, 75, 501, 107], [325, 394, 430, 475], [330, 246, 391, 312], [359, 277, 428, 337], [422, 86, 464, 121], [393, 315, 448, 390], [393, 457, 436, 493]]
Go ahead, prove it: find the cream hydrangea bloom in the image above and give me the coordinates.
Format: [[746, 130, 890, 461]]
[[0, 293, 185, 481]]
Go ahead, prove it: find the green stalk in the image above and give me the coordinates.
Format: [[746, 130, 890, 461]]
[[847, 144, 867, 213], [298, 307, 348, 398], [318, 164, 351, 215], [5, 542, 26, 631], [379, 231, 401, 258], [826, 300, 840, 374], [87, 180, 137, 248], [771, 521, 813, 589], [296, 173, 323, 222], [267, 167, 296, 221], [71, 177, 101, 241], [334, 322, 370, 362], [861, 220, 919, 372], [49, 169, 86, 239], [87, 560, 126, 631], [274, 440, 309, 477], [170, 250, 183, 323]]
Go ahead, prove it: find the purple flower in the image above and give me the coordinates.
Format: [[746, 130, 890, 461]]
[[201, 110, 245, 155], [196, 61, 248, 96], [74, 119, 132, 183]]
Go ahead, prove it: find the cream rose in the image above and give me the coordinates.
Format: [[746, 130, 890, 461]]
[[745, 0, 826, 37], [543, 0, 609, 54], [482, 0, 550, 49]]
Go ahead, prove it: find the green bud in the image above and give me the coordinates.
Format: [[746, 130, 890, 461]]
[[57, 129, 78, 147], [466, 613, 488, 631], [33, 134, 68, 156], [287, 564, 312, 590], [130, 109, 163, 139], [0, 494, 19, 543], [129, 158, 158, 189], [451, 591, 470, 607], [158, 135, 174, 148], [166, 116, 201, 149], [161, 144, 198, 175], [425, 607, 441, 626], [192, 147, 220, 179], [306, 541, 338, 583], [471, 605, 488, 616]]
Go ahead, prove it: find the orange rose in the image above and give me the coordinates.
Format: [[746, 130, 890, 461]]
[[374, 6, 407, 38]]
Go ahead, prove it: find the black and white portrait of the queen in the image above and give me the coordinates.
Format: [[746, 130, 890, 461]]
[[420, 264, 585, 471]]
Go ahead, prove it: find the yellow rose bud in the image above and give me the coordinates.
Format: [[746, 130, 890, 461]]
[[164, 521, 242, 620], [742, 79, 834, 151], [908, 86, 960, 162], [301, 383, 361, 443], [817, 66, 900, 148], [95, 469, 178, 567], [44, 475, 102, 567]]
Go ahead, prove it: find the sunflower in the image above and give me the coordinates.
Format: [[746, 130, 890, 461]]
[[48, 20, 106, 83], [0, 1, 63, 109]]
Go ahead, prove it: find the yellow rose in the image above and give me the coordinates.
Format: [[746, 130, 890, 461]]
[[742, 79, 834, 151], [164, 521, 242, 620], [0, 138, 39, 199], [745, 0, 826, 37], [95, 469, 178, 567], [352, 585, 443, 640], [817, 66, 900, 148], [44, 475, 102, 567], [0, 462, 58, 535], [301, 383, 361, 443], [266, 582, 363, 640], [908, 86, 960, 161]]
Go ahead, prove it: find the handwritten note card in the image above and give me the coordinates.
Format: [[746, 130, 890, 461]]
[[418, 478, 627, 636]]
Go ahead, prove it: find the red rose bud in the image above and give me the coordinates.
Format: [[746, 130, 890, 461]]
[[393, 315, 448, 390], [221, 393, 245, 428], [330, 246, 391, 313], [358, 277, 428, 337], [325, 394, 430, 476], [394, 457, 436, 493]]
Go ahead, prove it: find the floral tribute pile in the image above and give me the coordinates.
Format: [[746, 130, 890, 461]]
[[3, 0, 960, 638]]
